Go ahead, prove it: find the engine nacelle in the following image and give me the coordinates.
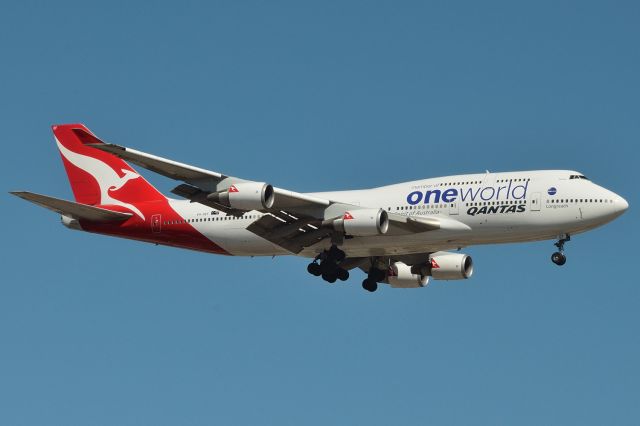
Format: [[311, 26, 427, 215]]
[[60, 215, 82, 230], [387, 261, 429, 288], [330, 209, 389, 236], [207, 182, 275, 211], [429, 252, 473, 280]]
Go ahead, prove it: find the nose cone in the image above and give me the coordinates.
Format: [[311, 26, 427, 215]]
[[616, 196, 629, 214], [595, 189, 629, 224]]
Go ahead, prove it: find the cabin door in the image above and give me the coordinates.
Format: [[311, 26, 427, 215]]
[[449, 201, 459, 215], [531, 193, 541, 212], [151, 214, 162, 233]]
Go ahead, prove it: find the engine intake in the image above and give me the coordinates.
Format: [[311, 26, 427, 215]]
[[207, 182, 275, 211], [429, 252, 473, 280], [329, 208, 389, 236]]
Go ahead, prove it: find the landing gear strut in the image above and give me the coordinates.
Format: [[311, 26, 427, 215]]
[[551, 234, 570, 266], [307, 245, 349, 283]]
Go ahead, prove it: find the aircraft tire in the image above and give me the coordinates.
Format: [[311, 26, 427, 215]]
[[322, 272, 338, 283], [551, 252, 566, 266], [337, 268, 349, 281], [307, 262, 322, 276], [362, 278, 378, 292]]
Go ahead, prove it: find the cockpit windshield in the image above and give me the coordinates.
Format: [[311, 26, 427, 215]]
[[569, 174, 589, 180]]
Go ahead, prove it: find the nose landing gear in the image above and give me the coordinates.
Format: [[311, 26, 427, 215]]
[[551, 234, 570, 266]]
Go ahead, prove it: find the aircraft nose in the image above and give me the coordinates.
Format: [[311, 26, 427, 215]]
[[616, 195, 629, 213]]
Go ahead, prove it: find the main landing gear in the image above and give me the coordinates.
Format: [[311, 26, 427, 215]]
[[307, 248, 386, 293], [307, 245, 349, 284], [551, 234, 570, 266], [362, 267, 385, 293]]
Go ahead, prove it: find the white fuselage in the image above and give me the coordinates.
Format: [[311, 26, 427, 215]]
[[167, 170, 628, 257]]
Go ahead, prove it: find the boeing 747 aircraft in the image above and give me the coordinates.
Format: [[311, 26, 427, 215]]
[[11, 124, 629, 292]]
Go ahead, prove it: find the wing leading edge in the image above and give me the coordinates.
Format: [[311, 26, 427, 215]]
[[86, 139, 331, 212]]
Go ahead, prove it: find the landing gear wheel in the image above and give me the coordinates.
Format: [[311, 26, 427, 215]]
[[307, 262, 322, 276], [551, 252, 566, 266], [322, 272, 338, 283], [362, 278, 378, 292], [337, 268, 349, 281]]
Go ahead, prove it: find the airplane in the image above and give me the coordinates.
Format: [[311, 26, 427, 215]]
[[10, 124, 629, 292]]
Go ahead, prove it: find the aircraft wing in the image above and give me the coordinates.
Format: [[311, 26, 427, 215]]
[[9, 191, 133, 222], [244, 211, 470, 254], [82, 133, 330, 213]]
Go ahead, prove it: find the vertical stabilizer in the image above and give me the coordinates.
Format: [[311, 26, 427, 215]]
[[53, 124, 165, 216]]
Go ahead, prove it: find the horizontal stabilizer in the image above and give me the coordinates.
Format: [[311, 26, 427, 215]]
[[10, 191, 133, 222]]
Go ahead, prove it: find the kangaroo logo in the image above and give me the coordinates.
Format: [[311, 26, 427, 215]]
[[56, 137, 146, 220]]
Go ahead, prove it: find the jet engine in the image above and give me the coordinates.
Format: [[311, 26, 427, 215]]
[[60, 215, 82, 230], [329, 208, 389, 236], [429, 252, 473, 280], [207, 182, 275, 211], [386, 261, 429, 288]]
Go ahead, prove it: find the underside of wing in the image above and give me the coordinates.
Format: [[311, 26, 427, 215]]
[[246, 213, 332, 254]]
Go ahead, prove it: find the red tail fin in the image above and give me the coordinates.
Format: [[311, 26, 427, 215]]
[[53, 124, 165, 208]]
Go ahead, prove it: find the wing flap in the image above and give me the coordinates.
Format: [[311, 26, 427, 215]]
[[246, 214, 330, 254], [10, 191, 133, 222]]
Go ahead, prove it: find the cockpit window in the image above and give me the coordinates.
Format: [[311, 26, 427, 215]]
[[569, 174, 589, 180]]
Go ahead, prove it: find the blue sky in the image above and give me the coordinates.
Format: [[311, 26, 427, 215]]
[[1, 1, 638, 424]]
